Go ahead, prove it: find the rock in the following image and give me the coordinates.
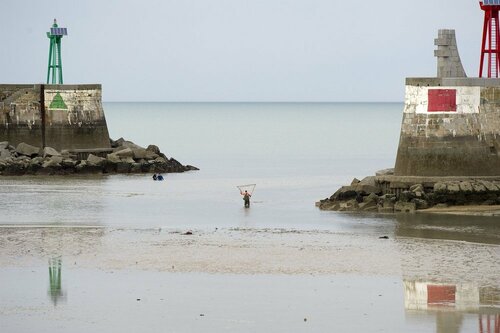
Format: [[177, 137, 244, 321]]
[[43, 146, 61, 158], [106, 153, 121, 163], [114, 148, 134, 158], [330, 186, 357, 201], [358, 200, 378, 211], [154, 156, 168, 164], [116, 162, 131, 173], [394, 201, 416, 213], [471, 182, 486, 193], [446, 182, 461, 193], [458, 181, 473, 193], [87, 154, 105, 166], [375, 168, 394, 176], [120, 156, 135, 164], [350, 178, 360, 186], [144, 151, 159, 160], [353, 183, 380, 195], [0, 141, 9, 150], [434, 182, 447, 193], [0, 149, 11, 160], [30, 157, 44, 165], [42, 156, 62, 168], [185, 165, 199, 171], [478, 180, 499, 192], [379, 236, 389, 239], [131, 148, 148, 159], [363, 192, 379, 203], [130, 163, 142, 173], [61, 159, 78, 167], [146, 144, 161, 155], [409, 183, 424, 193], [16, 142, 40, 157], [119, 141, 143, 150], [411, 198, 429, 210], [399, 191, 415, 202]]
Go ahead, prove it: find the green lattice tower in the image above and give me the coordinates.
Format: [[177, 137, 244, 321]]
[[46, 19, 67, 84]]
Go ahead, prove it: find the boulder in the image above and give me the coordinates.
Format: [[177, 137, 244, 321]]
[[87, 154, 105, 166], [458, 181, 473, 193], [42, 156, 62, 168], [114, 148, 134, 158], [478, 180, 499, 192], [409, 183, 424, 193], [0, 149, 11, 160], [43, 146, 61, 158], [106, 153, 121, 163], [363, 192, 379, 203], [375, 168, 394, 176], [146, 144, 161, 155], [144, 150, 159, 160], [120, 156, 135, 164], [434, 182, 447, 193], [330, 186, 357, 201], [116, 162, 131, 173], [350, 178, 360, 186], [411, 198, 429, 210], [394, 201, 416, 213], [16, 142, 40, 157], [471, 182, 486, 193], [130, 163, 142, 173], [185, 165, 200, 171], [131, 148, 148, 159], [30, 157, 44, 165], [447, 182, 461, 193], [119, 141, 144, 150], [0, 141, 9, 150]]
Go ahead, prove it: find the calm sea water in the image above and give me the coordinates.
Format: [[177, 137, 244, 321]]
[[1, 102, 500, 237], [1, 102, 402, 229]]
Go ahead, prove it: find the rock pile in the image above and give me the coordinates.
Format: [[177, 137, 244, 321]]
[[0, 138, 198, 176], [317, 171, 500, 213]]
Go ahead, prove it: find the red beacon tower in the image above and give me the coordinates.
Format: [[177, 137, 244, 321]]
[[479, 0, 500, 77]]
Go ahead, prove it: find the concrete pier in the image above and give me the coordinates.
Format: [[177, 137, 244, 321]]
[[0, 84, 110, 151]]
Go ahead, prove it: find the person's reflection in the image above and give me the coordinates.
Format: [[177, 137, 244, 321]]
[[48, 256, 66, 306]]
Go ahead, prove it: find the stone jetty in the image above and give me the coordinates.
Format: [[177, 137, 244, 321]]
[[0, 138, 198, 176], [317, 169, 500, 213]]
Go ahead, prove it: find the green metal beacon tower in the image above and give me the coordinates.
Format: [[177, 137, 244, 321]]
[[46, 19, 68, 84]]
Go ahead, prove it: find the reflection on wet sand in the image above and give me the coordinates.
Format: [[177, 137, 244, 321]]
[[395, 213, 500, 245], [48, 257, 65, 306], [404, 280, 500, 333]]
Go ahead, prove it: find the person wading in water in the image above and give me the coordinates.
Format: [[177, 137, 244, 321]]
[[241, 190, 251, 208]]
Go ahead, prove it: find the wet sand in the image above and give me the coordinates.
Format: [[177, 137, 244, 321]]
[[420, 205, 500, 217], [1, 226, 499, 332]]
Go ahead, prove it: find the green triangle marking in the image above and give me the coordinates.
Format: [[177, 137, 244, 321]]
[[49, 92, 68, 110]]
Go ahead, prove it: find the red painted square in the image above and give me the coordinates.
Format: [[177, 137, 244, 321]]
[[427, 285, 456, 305], [428, 89, 457, 112]]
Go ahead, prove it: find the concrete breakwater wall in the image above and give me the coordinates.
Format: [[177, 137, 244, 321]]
[[0, 84, 110, 151], [394, 78, 500, 177]]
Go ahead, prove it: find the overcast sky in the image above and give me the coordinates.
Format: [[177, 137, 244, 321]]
[[2, 0, 482, 102]]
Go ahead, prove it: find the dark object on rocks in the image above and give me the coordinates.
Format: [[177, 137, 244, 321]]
[[183, 231, 193, 235], [379, 236, 389, 239]]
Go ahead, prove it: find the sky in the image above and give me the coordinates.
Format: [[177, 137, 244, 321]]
[[1, 0, 483, 102]]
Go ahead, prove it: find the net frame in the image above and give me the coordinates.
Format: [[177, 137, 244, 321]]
[[236, 184, 256, 195]]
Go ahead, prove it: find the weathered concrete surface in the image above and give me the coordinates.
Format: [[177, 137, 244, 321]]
[[394, 79, 500, 176], [434, 29, 467, 78], [0, 84, 110, 151]]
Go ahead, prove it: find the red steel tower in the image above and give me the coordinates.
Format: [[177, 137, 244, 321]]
[[479, 0, 500, 77]]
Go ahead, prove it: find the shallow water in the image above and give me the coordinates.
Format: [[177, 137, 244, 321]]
[[1, 103, 499, 332]]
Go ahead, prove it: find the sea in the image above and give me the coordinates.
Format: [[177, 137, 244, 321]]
[[1, 102, 499, 237], [1, 102, 499, 333], [0, 102, 402, 230]]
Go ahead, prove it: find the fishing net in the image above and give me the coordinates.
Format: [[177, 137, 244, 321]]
[[236, 184, 256, 195]]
